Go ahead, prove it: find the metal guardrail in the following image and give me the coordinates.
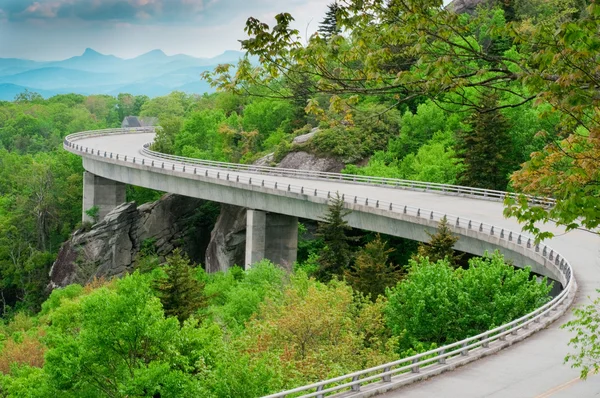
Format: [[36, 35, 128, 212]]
[[64, 128, 574, 398]]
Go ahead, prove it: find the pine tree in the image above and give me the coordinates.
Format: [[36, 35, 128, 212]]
[[345, 235, 403, 301], [318, 3, 342, 40], [415, 216, 462, 266], [154, 249, 206, 324], [456, 92, 515, 191], [316, 193, 357, 282]]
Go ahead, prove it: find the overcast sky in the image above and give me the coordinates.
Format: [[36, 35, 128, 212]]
[[0, 0, 453, 61]]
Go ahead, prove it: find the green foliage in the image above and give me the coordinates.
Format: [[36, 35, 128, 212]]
[[416, 216, 462, 267], [563, 293, 600, 380], [316, 193, 357, 282], [318, 2, 342, 40], [84, 206, 99, 224], [385, 252, 552, 351], [345, 235, 403, 301], [154, 249, 207, 324], [44, 272, 208, 397], [457, 93, 515, 191]]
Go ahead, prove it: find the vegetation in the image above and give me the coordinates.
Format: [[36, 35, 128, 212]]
[[0, 250, 551, 397], [416, 216, 462, 267]]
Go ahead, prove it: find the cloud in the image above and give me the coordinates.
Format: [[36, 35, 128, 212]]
[[0, 0, 215, 24], [0, 0, 321, 26]]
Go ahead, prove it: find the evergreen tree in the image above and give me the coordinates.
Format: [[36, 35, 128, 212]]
[[415, 216, 462, 266], [316, 193, 357, 282], [456, 93, 515, 191], [345, 235, 403, 301], [318, 3, 342, 40], [154, 249, 207, 324]]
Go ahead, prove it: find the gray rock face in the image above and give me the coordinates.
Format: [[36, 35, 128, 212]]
[[205, 204, 247, 273], [278, 151, 345, 173], [447, 0, 491, 14], [292, 128, 319, 145], [49, 194, 211, 288]]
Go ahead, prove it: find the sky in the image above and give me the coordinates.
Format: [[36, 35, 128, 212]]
[[0, 0, 330, 60]]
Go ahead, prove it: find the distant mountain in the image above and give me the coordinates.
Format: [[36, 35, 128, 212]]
[[0, 48, 248, 100]]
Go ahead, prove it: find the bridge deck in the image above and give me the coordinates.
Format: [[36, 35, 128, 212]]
[[72, 132, 600, 398]]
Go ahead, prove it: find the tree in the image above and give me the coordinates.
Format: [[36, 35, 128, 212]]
[[345, 235, 403, 301], [44, 273, 208, 397], [563, 294, 600, 379], [318, 3, 342, 40], [415, 216, 462, 266], [316, 193, 357, 282], [457, 93, 515, 191], [204, 0, 600, 239], [154, 249, 207, 324], [385, 253, 551, 351]]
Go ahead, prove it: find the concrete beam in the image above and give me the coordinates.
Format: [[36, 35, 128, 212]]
[[245, 210, 298, 271], [82, 171, 126, 223]]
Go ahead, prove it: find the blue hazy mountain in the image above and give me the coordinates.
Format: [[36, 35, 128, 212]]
[[0, 48, 247, 101]]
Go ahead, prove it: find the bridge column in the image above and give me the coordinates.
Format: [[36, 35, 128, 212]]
[[245, 210, 298, 271], [82, 171, 126, 223]]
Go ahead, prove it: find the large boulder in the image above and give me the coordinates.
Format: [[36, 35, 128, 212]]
[[447, 0, 491, 14], [278, 151, 345, 173], [49, 194, 211, 289]]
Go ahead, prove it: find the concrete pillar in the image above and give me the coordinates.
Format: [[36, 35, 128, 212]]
[[82, 171, 126, 223], [245, 209, 266, 268], [245, 210, 298, 271]]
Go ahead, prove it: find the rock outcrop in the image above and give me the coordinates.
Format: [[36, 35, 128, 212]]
[[447, 0, 492, 14], [204, 128, 343, 272], [50, 195, 211, 288]]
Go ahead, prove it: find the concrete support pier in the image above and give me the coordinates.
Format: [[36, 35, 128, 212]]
[[82, 171, 126, 223], [245, 209, 298, 270]]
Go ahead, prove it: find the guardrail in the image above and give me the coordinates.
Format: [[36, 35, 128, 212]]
[[64, 128, 574, 398]]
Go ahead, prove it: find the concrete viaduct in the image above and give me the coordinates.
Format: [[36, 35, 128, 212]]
[[65, 128, 600, 398]]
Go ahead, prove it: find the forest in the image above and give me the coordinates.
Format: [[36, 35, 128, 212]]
[[1, 0, 599, 396]]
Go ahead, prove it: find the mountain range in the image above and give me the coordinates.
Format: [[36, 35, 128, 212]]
[[0, 48, 247, 101]]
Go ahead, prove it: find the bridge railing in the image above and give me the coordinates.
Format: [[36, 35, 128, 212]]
[[64, 128, 574, 398], [63, 127, 554, 207]]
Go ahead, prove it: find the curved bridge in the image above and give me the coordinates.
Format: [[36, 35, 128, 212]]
[[64, 128, 600, 398]]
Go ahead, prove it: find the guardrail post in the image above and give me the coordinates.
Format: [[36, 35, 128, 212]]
[[461, 342, 468, 356], [133, 157, 136, 163], [482, 337, 489, 348], [549, 250, 554, 261], [543, 246, 547, 257], [314, 189, 317, 196], [217, 172, 220, 179], [236, 175, 239, 182], [316, 385, 324, 398], [327, 192, 330, 199], [389, 203, 393, 210], [382, 366, 392, 382], [439, 349, 446, 364], [152, 160, 154, 167], [194, 168, 197, 174], [262, 180, 264, 187], [499, 328, 506, 341], [417, 209, 420, 217], [430, 211, 434, 220], [301, 187, 304, 194], [205, 170, 208, 177], [354, 196, 357, 203], [342, 194, 345, 201], [491, 226, 494, 235], [226, 173, 229, 181], [376, 200, 379, 208], [411, 359, 420, 373], [142, 159, 145, 165], [468, 220, 472, 229], [535, 244, 540, 253], [456, 217, 460, 227], [351, 376, 360, 392], [508, 232, 512, 241], [275, 182, 278, 189], [479, 223, 483, 232], [500, 229, 504, 238], [287, 184, 291, 191], [183, 166, 186, 172], [365, 198, 369, 206], [172, 164, 175, 171], [404, 206, 407, 214]]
